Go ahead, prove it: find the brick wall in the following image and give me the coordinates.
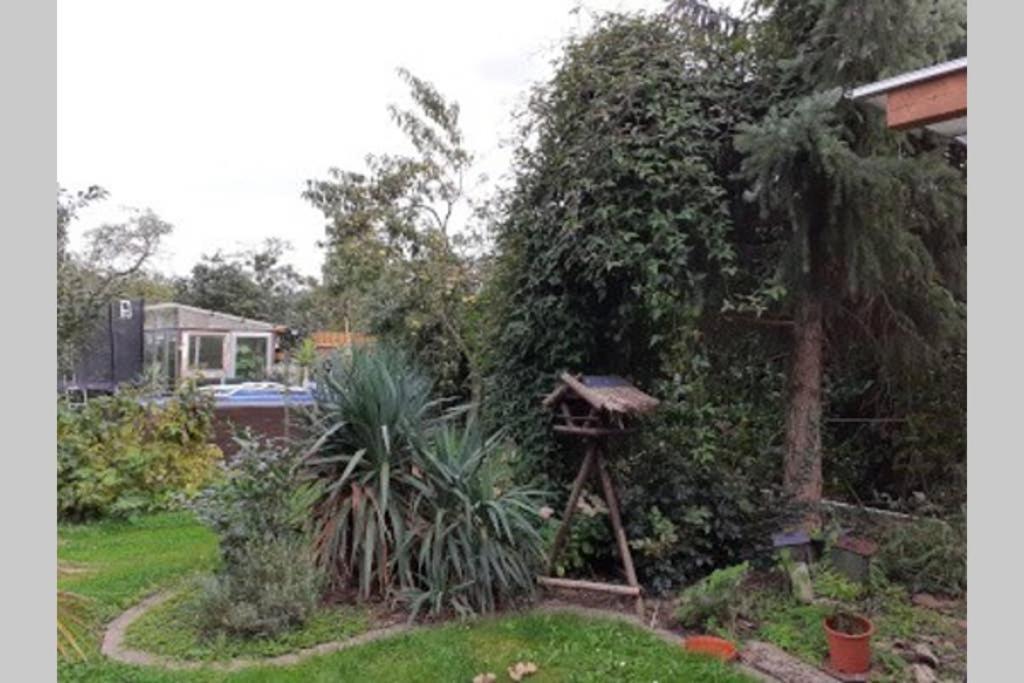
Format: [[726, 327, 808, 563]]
[[211, 405, 309, 456]]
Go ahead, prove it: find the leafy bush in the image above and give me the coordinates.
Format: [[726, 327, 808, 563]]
[[190, 437, 325, 639], [754, 598, 830, 663], [675, 562, 751, 633], [190, 435, 321, 570], [303, 346, 550, 618], [878, 514, 966, 597], [193, 536, 324, 639], [620, 382, 798, 593], [406, 423, 548, 618], [811, 564, 863, 602], [541, 492, 614, 578], [57, 383, 222, 520]]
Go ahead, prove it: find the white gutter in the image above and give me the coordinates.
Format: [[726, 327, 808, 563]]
[[849, 57, 967, 103]]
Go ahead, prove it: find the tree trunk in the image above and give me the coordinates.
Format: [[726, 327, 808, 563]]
[[783, 290, 825, 531]]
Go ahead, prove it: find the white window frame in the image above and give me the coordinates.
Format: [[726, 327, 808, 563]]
[[182, 332, 229, 380], [230, 333, 274, 380]]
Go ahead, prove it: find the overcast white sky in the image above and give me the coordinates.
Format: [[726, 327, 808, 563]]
[[59, 0, 742, 278]]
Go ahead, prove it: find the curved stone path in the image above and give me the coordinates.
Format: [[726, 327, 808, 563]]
[[101, 590, 414, 672], [101, 591, 779, 679]]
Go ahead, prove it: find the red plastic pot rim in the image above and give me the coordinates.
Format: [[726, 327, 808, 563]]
[[823, 614, 875, 640], [683, 635, 739, 661]]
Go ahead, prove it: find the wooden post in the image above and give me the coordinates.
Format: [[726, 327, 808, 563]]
[[546, 441, 597, 574], [596, 451, 644, 617]]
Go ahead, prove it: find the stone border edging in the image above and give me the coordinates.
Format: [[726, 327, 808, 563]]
[[101, 590, 414, 672], [101, 592, 780, 680]]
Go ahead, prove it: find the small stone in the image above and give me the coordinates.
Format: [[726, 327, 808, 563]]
[[472, 674, 496, 683], [910, 663, 938, 683], [788, 562, 815, 604]]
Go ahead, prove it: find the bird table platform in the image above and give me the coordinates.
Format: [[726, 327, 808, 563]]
[[538, 373, 659, 617]]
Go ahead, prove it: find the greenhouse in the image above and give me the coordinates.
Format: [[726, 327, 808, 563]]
[[143, 303, 280, 386]]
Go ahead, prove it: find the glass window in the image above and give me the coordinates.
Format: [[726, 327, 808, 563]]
[[234, 336, 268, 380], [188, 334, 225, 372]]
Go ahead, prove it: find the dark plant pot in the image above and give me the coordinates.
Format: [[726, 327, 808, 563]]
[[823, 613, 874, 674]]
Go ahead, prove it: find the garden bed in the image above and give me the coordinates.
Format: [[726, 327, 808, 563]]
[[59, 512, 762, 682], [735, 568, 966, 682], [122, 585, 369, 661]]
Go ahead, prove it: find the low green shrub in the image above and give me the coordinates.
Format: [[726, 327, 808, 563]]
[[675, 562, 750, 633], [57, 383, 222, 521], [124, 585, 366, 661], [190, 435, 320, 571], [191, 437, 325, 639], [540, 491, 614, 578], [754, 599, 830, 664], [621, 395, 798, 594], [194, 536, 324, 639], [877, 514, 966, 597], [811, 564, 863, 602]]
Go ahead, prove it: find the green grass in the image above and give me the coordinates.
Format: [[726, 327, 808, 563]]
[[59, 512, 756, 682], [123, 587, 368, 661], [59, 512, 219, 624]]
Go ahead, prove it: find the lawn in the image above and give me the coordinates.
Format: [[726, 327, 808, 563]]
[[59, 512, 755, 682]]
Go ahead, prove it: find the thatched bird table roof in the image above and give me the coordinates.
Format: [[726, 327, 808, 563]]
[[543, 373, 659, 437]]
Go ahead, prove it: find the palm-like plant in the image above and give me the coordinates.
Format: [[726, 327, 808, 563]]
[[57, 563, 90, 661], [303, 346, 438, 599], [294, 337, 319, 386], [406, 422, 548, 619]]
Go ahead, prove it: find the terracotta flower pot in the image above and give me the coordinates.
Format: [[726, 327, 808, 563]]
[[683, 635, 738, 662], [823, 613, 874, 674]]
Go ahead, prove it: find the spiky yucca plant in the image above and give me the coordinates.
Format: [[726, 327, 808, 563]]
[[406, 422, 548, 619], [303, 346, 439, 599]]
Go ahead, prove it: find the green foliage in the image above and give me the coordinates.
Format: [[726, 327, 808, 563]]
[[485, 10, 755, 475], [811, 564, 863, 602], [124, 586, 366, 661], [57, 564, 91, 661], [305, 69, 484, 402], [303, 346, 550, 617], [878, 515, 966, 597], [675, 562, 751, 633], [57, 384, 222, 521], [193, 536, 325, 640], [57, 512, 756, 682], [621, 355, 798, 592], [190, 436, 320, 571], [405, 422, 548, 619], [303, 345, 437, 598], [174, 238, 314, 330], [730, 0, 967, 517], [824, 347, 966, 513], [753, 597, 830, 664], [57, 185, 173, 376], [540, 492, 614, 578], [189, 437, 326, 640]]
